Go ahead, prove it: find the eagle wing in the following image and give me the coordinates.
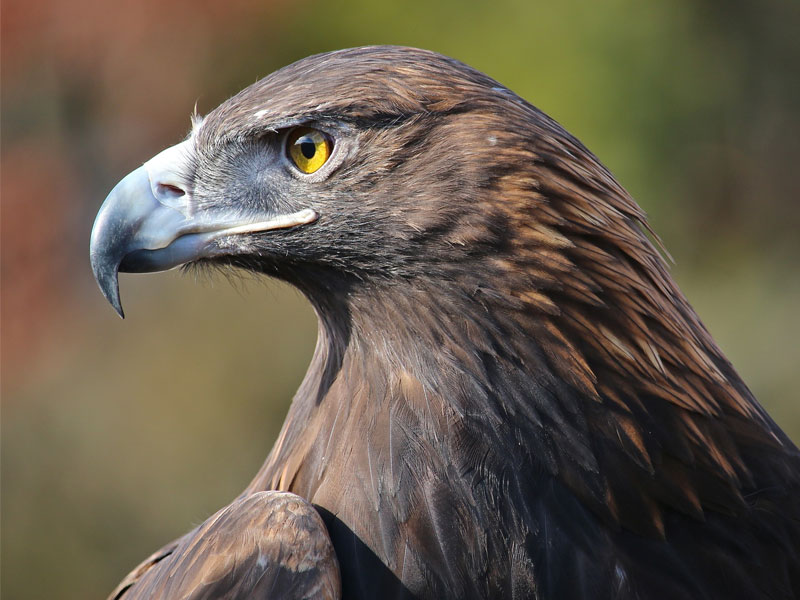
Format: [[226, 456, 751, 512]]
[[109, 491, 340, 600]]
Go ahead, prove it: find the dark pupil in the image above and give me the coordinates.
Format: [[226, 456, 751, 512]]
[[299, 137, 316, 159]]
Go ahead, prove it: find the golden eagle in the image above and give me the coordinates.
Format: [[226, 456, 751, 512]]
[[90, 46, 800, 599]]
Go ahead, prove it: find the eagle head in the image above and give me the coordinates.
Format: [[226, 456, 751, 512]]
[[91, 46, 597, 318]]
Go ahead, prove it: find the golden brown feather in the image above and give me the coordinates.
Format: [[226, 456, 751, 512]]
[[108, 492, 340, 600]]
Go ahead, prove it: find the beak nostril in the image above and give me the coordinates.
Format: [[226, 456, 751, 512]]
[[157, 183, 186, 198]]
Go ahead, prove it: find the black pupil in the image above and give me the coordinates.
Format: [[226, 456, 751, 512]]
[[299, 137, 316, 159]]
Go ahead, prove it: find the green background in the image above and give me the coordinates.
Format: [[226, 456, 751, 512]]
[[2, 1, 798, 597]]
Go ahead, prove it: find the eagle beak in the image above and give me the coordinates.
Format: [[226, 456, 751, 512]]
[[90, 140, 318, 318]]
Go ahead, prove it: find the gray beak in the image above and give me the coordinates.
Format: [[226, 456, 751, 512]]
[[89, 139, 317, 318]]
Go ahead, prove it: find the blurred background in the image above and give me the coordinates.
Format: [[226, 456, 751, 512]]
[[2, 0, 798, 597]]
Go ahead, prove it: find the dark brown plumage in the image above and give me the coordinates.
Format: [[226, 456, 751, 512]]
[[90, 46, 800, 599]]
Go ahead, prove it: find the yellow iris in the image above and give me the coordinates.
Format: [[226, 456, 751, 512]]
[[287, 127, 332, 174]]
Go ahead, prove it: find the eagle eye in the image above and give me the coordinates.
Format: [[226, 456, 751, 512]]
[[286, 127, 333, 174]]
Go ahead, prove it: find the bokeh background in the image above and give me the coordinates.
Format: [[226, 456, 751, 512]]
[[2, 1, 798, 598]]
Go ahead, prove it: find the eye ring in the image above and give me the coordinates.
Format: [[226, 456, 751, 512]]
[[286, 127, 333, 174]]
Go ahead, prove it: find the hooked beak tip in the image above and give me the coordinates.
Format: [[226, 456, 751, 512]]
[[90, 249, 125, 319]]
